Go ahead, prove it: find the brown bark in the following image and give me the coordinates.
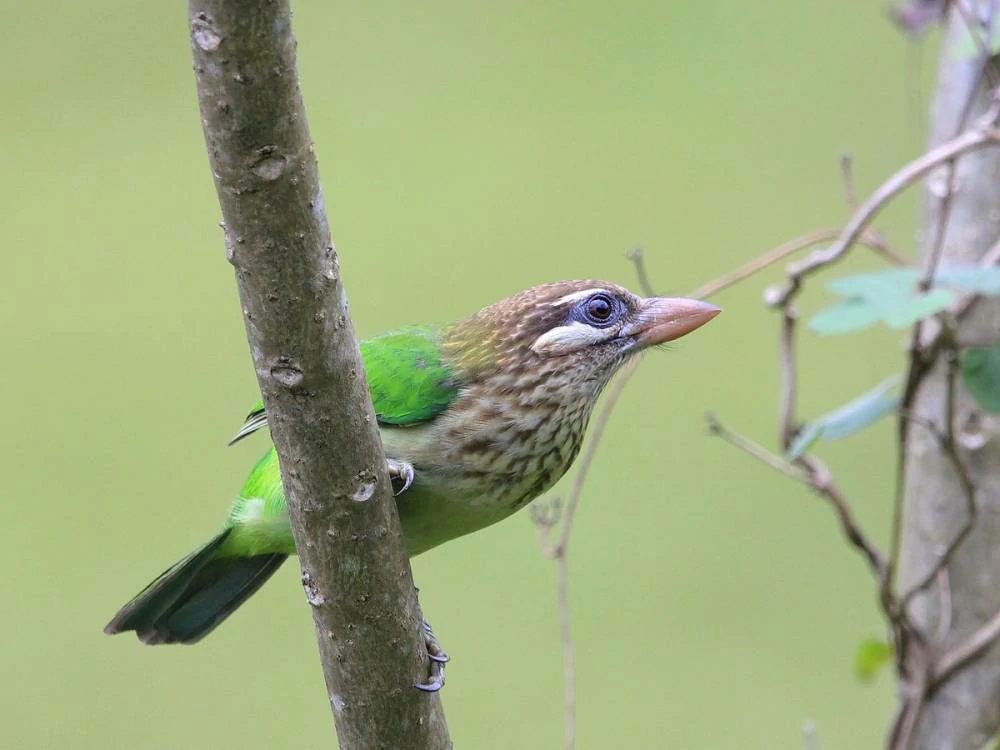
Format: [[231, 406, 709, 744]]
[[187, 1, 451, 747]]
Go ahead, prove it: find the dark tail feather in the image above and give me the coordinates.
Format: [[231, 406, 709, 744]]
[[104, 528, 287, 645]]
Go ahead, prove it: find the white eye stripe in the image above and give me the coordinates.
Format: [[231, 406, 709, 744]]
[[549, 288, 610, 307], [531, 321, 617, 355]]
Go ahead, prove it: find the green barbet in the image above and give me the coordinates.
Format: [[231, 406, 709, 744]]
[[105, 280, 718, 646]]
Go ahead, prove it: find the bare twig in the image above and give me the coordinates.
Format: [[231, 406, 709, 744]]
[[934, 605, 1000, 686], [892, 667, 931, 750], [537, 358, 642, 560], [900, 335, 978, 609], [840, 153, 907, 266], [893, 237, 1000, 575], [919, 24, 995, 289], [953, 0, 1000, 88], [554, 553, 575, 750], [688, 228, 896, 302], [801, 455, 890, 577], [706, 415, 888, 577], [535, 249, 730, 749], [532, 304, 645, 750], [769, 126, 1000, 308], [778, 309, 798, 450], [840, 152, 860, 210], [627, 247, 657, 297], [936, 569, 954, 645], [705, 414, 809, 482]]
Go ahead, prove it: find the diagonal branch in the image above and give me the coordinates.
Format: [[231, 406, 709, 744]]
[[187, 2, 450, 747]]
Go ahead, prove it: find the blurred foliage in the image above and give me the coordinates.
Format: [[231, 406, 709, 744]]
[[963, 343, 1000, 412], [2, 1, 941, 748], [856, 637, 895, 683]]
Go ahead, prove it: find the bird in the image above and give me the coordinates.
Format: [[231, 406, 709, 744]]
[[105, 280, 719, 656]]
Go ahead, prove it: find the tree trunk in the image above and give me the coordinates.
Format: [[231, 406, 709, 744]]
[[898, 6, 1000, 749], [187, 1, 451, 747]]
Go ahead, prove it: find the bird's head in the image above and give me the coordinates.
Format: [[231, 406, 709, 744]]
[[445, 280, 720, 393]]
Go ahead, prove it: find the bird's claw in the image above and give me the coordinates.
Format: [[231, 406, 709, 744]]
[[414, 620, 450, 692], [387, 459, 415, 496]]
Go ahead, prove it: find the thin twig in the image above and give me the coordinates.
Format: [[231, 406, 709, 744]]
[[899, 409, 948, 447], [936, 569, 953, 646], [688, 228, 897, 302], [555, 553, 575, 750], [538, 357, 643, 560], [953, 0, 1000, 92], [706, 415, 888, 577], [778, 308, 798, 450], [919, 24, 993, 289], [892, 667, 930, 750], [533, 355, 641, 750], [627, 247, 657, 297], [533, 252, 666, 750], [801, 455, 889, 577], [769, 126, 1000, 308], [840, 152, 859, 210], [900, 334, 978, 609], [892, 237, 1000, 574], [934, 605, 1000, 687], [705, 414, 809, 482], [840, 153, 907, 265], [955, 0, 992, 59], [534, 249, 732, 748]]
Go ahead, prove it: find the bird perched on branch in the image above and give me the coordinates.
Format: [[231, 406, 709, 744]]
[[105, 280, 719, 661]]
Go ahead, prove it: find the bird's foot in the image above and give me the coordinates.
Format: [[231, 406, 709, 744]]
[[387, 459, 415, 496], [414, 620, 450, 692]]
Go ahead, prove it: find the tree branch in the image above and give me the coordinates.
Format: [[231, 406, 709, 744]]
[[187, 2, 450, 747], [896, 3, 1000, 747], [768, 125, 1000, 308]]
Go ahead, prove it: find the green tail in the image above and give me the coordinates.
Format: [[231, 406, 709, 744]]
[[104, 528, 287, 645]]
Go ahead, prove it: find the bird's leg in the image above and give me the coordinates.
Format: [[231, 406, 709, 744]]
[[414, 619, 450, 692], [386, 458, 415, 496]]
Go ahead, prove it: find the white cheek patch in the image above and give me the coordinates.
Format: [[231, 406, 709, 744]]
[[531, 321, 616, 355], [549, 288, 610, 307]]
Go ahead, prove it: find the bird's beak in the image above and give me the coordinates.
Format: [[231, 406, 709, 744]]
[[626, 297, 721, 347]]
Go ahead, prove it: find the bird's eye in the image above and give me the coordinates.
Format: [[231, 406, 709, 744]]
[[582, 294, 617, 325]]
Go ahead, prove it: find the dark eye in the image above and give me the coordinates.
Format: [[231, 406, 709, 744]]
[[582, 293, 617, 325]]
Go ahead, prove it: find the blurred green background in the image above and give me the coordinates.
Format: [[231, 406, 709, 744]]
[[3, 1, 939, 747]]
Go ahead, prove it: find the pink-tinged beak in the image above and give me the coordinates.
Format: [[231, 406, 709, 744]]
[[629, 297, 721, 347]]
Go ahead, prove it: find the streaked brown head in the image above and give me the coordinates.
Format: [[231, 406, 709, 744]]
[[445, 280, 720, 386]]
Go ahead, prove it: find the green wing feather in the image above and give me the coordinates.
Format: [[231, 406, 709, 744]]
[[363, 325, 458, 425], [229, 324, 459, 443]]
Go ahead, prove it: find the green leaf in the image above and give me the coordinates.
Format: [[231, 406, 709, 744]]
[[809, 290, 954, 335], [880, 288, 955, 328], [809, 298, 885, 335], [808, 266, 1000, 336], [855, 637, 894, 683], [786, 377, 900, 460], [825, 268, 919, 297], [937, 267, 1000, 295], [962, 343, 1000, 413]]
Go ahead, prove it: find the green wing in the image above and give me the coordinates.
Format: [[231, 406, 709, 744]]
[[228, 325, 459, 443], [363, 325, 458, 425]]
